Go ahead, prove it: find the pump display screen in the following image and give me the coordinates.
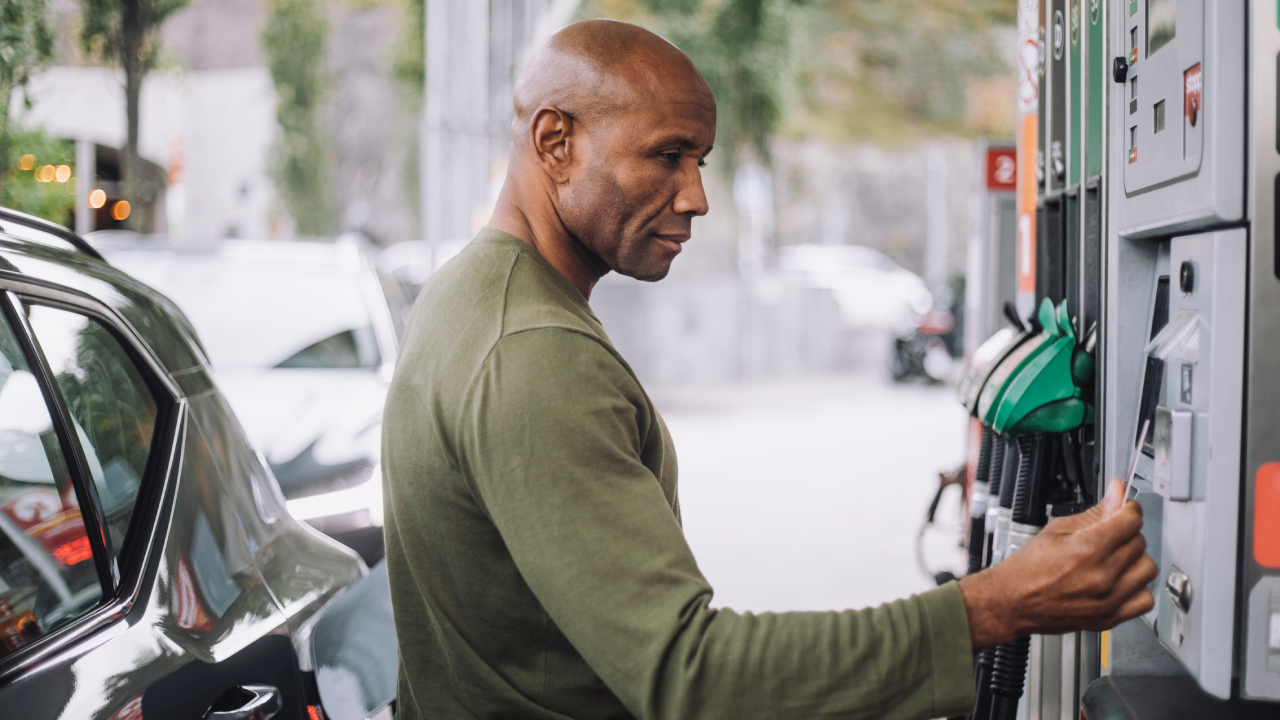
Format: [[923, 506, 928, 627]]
[[1147, 0, 1176, 57]]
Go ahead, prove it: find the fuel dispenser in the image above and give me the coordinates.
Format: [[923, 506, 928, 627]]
[[960, 298, 1096, 720], [958, 0, 1280, 717]]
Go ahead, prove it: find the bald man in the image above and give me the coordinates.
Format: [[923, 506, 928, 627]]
[[382, 19, 1156, 720]]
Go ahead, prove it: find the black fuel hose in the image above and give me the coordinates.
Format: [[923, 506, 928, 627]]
[[966, 427, 995, 576], [987, 434, 1056, 720], [980, 435, 1007, 568]]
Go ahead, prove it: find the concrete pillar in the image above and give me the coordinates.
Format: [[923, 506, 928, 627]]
[[924, 145, 949, 289], [421, 0, 580, 250], [75, 139, 95, 236]]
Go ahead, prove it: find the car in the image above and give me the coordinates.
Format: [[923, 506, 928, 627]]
[[776, 243, 934, 329], [0, 208, 396, 720], [88, 234, 408, 565]]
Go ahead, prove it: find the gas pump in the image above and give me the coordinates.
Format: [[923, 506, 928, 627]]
[[959, 0, 1280, 716], [961, 298, 1096, 720]]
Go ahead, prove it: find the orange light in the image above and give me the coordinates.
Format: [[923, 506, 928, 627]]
[[89, 188, 107, 209], [18, 154, 35, 171], [1254, 463, 1280, 567], [53, 536, 93, 565], [38, 165, 55, 183], [307, 705, 327, 720], [111, 200, 131, 221], [55, 165, 71, 183]]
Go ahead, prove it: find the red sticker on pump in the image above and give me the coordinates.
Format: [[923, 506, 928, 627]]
[[1254, 463, 1280, 567], [1184, 63, 1202, 127]]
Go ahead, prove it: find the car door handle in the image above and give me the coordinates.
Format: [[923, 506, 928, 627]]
[[205, 684, 283, 720]]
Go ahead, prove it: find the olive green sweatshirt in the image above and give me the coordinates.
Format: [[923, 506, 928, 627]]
[[382, 228, 977, 720]]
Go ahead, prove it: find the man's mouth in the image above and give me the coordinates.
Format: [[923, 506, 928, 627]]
[[654, 233, 689, 252]]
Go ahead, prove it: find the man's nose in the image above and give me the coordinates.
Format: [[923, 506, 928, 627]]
[[673, 163, 710, 217]]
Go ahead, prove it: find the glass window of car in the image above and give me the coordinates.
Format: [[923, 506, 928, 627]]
[[24, 304, 158, 564], [0, 312, 103, 658]]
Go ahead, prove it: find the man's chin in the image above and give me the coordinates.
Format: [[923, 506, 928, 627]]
[[614, 259, 674, 283]]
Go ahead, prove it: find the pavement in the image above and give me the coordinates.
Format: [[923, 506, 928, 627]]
[[650, 371, 971, 614]]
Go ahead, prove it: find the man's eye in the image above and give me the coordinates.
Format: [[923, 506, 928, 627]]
[[662, 152, 680, 163], [697, 159, 707, 168]]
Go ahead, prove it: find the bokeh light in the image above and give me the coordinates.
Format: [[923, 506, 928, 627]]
[[55, 165, 71, 183], [111, 200, 131, 221], [37, 165, 56, 183], [89, 189, 107, 209], [18, 155, 35, 171]]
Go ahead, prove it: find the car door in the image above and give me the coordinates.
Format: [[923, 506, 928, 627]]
[[0, 284, 306, 720]]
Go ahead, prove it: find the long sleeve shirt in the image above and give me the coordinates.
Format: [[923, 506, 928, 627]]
[[381, 228, 977, 720]]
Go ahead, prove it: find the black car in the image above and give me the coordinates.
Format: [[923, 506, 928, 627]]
[[0, 209, 396, 720]]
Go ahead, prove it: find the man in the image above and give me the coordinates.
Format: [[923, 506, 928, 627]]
[[382, 19, 1157, 720]]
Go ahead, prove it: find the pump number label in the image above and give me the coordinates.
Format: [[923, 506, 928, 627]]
[[1184, 64, 1202, 127]]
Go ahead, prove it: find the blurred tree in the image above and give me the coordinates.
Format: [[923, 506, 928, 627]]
[[3, 125, 74, 225], [391, 0, 423, 236], [262, 0, 338, 236], [0, 0, 55, 201], [788, 0, 1015, 143], [592, 0, 1015, 151], [80, 0, 189, 233], [630, 0, 801, 171]]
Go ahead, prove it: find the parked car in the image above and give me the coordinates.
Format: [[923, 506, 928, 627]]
[[0, 209, 396, 720], [89, 234, 406, 564], [776, 244, 934, 329]]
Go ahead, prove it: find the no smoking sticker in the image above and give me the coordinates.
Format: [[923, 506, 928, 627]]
[[1184, 63, 1202, 126]]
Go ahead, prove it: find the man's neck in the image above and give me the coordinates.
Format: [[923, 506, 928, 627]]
[[488, 184, 607, 301]]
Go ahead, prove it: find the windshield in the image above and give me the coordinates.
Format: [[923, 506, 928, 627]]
[[111, 245, 381, 370]]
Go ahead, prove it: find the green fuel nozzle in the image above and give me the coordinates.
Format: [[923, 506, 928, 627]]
[[966, 299, 1100, 720]]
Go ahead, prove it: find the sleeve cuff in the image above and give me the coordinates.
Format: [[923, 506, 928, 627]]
[[919, 580, 977, 717]]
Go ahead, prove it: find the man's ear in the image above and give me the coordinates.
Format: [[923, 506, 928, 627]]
[[529, 105, 577, 184]]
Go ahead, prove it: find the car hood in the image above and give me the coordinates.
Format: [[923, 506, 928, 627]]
[[215, 368, 387, 492]]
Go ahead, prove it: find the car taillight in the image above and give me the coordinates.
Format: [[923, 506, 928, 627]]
[[307, 705, 327, 720], [53, 536, 93, 565]]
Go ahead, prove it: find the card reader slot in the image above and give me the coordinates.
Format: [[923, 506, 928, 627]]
[[1137, 276, 1172, 455]]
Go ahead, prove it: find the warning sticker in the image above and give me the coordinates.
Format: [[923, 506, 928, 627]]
[[1184, 63, 1202, 126]]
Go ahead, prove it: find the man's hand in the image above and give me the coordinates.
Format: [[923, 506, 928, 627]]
[[958, 478, 1159, 650]]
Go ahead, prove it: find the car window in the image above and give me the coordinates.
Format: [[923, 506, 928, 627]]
[[24, 304, 158, 564], [0, 312, 103, 658], [275, 327, 380, 369]]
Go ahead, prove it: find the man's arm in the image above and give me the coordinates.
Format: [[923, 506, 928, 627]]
[[462, 327, 977, 720], [461, 327, 1156, 719], [960, 478, 1158, 649]]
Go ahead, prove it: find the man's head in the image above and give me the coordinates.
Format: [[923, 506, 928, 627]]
[[506, 20, 715, 282]]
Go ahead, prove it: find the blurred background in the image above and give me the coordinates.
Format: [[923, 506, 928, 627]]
[[2, 0, 1018, 610]]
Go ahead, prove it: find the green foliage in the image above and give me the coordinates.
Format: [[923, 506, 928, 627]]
[[637, 0, 801, 170], [789, 0, 1015, 143], [392, 0, 424, 106], [0, 0, 55, 199], [390, 0, 423, 236], [79, 0, 189, 70], [79, 0, 190, 232], [3, 126, 74, 226], [262, 0, 338, 236], [603, 0, 1015, 153]]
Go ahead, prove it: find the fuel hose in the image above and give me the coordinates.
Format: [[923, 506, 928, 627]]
[[988, 433, 1055, 720]]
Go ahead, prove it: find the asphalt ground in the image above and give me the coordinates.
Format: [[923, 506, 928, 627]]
[[652, 371, 970, 614]]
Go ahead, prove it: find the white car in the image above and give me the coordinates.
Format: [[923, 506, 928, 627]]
[[90, 233, 405, 563], [776, 244, 934, 329]]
